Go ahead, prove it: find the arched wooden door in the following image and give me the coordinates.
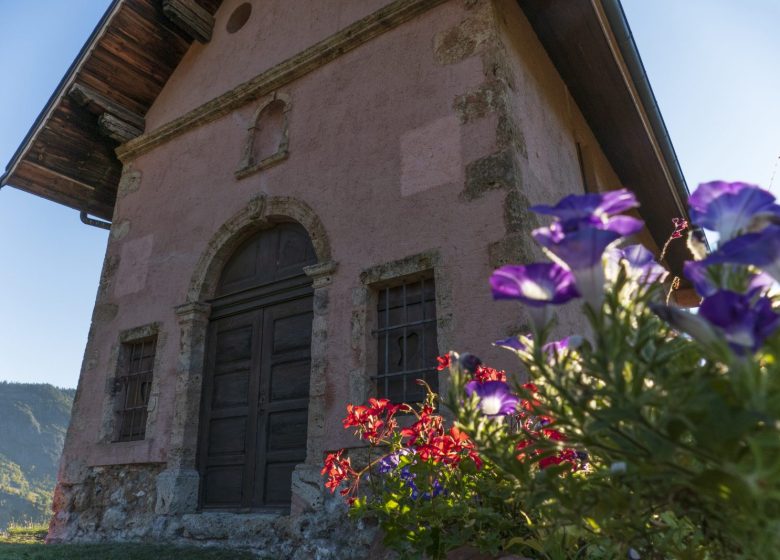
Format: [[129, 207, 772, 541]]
[[198, 222, 317, 510]]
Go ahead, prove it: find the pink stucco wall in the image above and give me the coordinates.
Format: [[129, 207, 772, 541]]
[[62, 0, 634, 477]]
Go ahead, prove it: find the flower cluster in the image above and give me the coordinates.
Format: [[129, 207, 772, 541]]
[[321, 450, 356, 498], [654, 181, 780, 354], [342, 397, 409, 444], [491, 189, 658, 327]]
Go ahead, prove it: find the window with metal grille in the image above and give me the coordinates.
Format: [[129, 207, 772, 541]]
[[114, 337, 156, 442], [375, 276, 439, 403]]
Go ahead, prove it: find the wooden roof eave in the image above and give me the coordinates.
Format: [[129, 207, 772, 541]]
[[0, 0, 124, 221], [516, 0, 701, 276], [0, 0, 220, 222]]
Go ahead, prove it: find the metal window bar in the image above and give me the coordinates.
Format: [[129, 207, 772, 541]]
[[115, 337, 156, 442], [374, 277, 438, 402]]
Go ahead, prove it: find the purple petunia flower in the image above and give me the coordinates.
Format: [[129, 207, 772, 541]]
[[653, 290, 780, 355], [698, 290, 780, 354], [465, 380, 520, 417], [490, 263, 580, 330], [683, 260, 718, 297], [531, 189, 639, 222], [703, 225, 780, 285], [688, 181, 780, 241], [684, 257, 774, 298], [490, 263, 580, 306], [532, 227, 624, 307], [621, 244, 668, 284]]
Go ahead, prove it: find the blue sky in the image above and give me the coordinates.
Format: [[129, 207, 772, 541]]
[[1, 1, 778, 388]]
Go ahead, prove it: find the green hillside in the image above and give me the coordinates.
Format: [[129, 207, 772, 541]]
[[0, 383, 74, 531]]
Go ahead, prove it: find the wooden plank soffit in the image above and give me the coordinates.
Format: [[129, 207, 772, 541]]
[[116, 0, 448, 162], [68, 83, 145, 129], [162, 0, 214, 43]]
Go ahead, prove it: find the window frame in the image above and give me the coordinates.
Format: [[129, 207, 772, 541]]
[[350, 250, 454, 407], [373, 274, 439, 403], [113, 335, 158, 442]]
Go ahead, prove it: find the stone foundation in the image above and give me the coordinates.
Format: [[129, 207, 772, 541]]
[[48, 463, 382, 559]]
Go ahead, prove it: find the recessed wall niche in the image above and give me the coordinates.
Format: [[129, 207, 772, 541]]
[[235, 93, 291, 180]]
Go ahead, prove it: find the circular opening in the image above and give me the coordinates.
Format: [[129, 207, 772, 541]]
[[226, 3, 252, 34]]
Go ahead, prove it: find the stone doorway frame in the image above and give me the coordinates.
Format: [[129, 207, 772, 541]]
[[155, 194, 337, 515]]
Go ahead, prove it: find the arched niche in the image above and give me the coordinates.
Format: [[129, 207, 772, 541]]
[[235, 93, 291, 179]]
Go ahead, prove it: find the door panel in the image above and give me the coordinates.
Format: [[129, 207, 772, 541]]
[[199, 223, 315, 510]]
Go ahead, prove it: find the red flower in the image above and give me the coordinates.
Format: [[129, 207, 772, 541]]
[[321, 450, 355, 493], [474, 365, 507, 383], [436, 354, 451, 371], [342, 398, 408, 444]]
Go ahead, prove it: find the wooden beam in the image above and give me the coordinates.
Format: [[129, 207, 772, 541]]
[[98, 113, 143, 143], [68, 83, 145, 130], [162, 0, 214, 43]]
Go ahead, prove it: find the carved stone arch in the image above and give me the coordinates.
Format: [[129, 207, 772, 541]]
[[186, 193, 334, 304], [235, 92, 292, 179]]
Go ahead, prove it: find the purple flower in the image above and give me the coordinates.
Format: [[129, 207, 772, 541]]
[[653, 290, 780, 355], [621, 244, 668, 284], [683, 260, 718, 297], [493, 336, 527, 352], [377, 449, 411, 474], [491, 263, 580, 330], [531, 189, 639, 222], [494, 334, 581, 358], [688, 181, 780, 241], [490, 263, 579, 306], [421, 479, 445, 501], [465, 380, 519, 417], [698, 291, 780, 353], [533, 227, 623, 307], [703, 225, 780, 284]]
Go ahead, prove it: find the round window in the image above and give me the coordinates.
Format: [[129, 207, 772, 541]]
[[226, 3, 252, 34]]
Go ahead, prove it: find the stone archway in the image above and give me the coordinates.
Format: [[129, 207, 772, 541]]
[[155, 194, 336, 515]]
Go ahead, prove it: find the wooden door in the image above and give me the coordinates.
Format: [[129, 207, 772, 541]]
[[198, 223, 316, 510]]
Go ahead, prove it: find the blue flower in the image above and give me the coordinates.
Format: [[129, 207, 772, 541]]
[[376, 449, 411, 475], [688, 181, 780, 241]]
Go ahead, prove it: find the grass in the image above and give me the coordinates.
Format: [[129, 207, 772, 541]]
[[0, 524, 257, 560]]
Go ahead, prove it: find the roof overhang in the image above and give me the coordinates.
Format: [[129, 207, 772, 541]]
[[517, 0, 693, 274], [0, 0, 221, 221]]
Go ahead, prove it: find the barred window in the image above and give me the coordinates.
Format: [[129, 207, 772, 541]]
[[114, 337, 156, 442], [375, 276, 439, 403]]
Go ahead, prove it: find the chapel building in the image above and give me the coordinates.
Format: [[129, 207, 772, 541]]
[[1, 0, 691, 555]]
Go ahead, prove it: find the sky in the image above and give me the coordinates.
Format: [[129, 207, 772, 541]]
[[0, 1, 778, 388]]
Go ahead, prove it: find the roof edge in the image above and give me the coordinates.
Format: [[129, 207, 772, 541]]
[[597, 0, 690, 215], [0, 0, 123, 191]]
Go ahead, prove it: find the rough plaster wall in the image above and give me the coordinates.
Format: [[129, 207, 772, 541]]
[[146, 0, 394, 128]]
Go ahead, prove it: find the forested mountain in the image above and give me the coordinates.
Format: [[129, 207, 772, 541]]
[[0, 382, 74, 530]]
